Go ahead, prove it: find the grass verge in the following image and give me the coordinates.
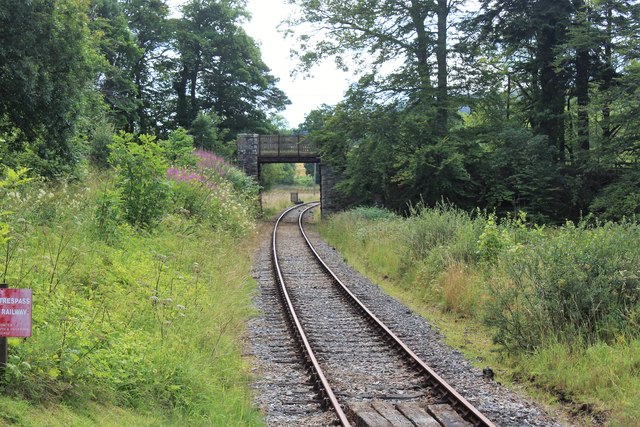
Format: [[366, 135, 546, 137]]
[[318, 206, 640, 426], [0, 170, 264, 425]]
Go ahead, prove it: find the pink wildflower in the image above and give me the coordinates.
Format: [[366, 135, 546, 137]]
[[194, 149, 232, 177]]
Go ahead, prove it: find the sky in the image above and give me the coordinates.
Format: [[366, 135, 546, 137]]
[[168, 0, 353, 128]]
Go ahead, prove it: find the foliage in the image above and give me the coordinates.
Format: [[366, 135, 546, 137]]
[[590, 169, 640, 220], [0, 166, 261, 424], [322, 206, 640, 352], [320, 205, 640, 424], [404, 202, 480, 264], [350, 206, 398, 221], [286, 0, 451, 132], [294, 0, 640, 223], [260, 163, 296, 190], [171, 0, 289, 134], [487, 220, 640, 352], [89, 120, 116, 168], [108, 132, 170, 229], [0, 0, 99, 177], [166, 149, 258, 234], [88, 0, 142, 131], [189, 111, 228, 154], [514, 339, 640, 425], [93, 186, 125, 244], [160, 127, 196, 167]]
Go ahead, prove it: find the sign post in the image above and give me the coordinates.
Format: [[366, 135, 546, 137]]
[[0, 284, 5, 372], [0, 286, 33, 374]]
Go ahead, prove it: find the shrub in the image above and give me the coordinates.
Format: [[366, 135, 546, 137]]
[[167, 168, 214, 220], [590, 169, 640, 221], [189, 111, 228, 154], [108, 132, 171, 229], [486, 221, 640, 352], [89, 121, 115, 168], [161, 127, 196, 167], [404, 202, 481, 264], [93, 187, 125, 244], [166, 150, 257, 235]]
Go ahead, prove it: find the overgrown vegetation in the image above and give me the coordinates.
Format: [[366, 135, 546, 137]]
[[292, 0, 640, 223], [0, 136, 263, 424], [320, 206, 640, 425]]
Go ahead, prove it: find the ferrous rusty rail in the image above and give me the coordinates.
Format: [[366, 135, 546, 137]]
[[296, 204, 496, 427], [272, 203, 350, 426], [272, 203, 496, 427]]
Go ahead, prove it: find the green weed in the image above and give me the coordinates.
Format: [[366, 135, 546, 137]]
[[319, 206, 640, 424], [0, 166, 263, 424]]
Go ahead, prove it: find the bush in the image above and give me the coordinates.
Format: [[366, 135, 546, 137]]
[[93, 187, 125, 244], [189, 111, 228, 155], [404, 202, 482, 264], [108, 132, 171, 229], [590, 168, 640, 221], [486, 221, 640, 352], [161, 127, 196, 168], [166, 150, 257, 235], [89, 121, 115, 168], [0, 169, 262, 423]]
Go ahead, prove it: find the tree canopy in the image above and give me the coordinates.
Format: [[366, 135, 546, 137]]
[[294, 0, 640, 222], [1, 0, 639, 222], [0, 0, 289, 177]]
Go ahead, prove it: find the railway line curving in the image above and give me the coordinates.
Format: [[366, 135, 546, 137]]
[[249, 203, 564, 426]]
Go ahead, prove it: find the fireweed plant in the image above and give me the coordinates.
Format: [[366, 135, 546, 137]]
[[166, 149, 259, 235]]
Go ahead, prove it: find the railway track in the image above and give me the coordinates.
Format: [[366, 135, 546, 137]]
[[271, 203, 496, 427]]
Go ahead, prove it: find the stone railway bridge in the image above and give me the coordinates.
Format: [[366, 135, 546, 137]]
[[237, 134, 340, 216]]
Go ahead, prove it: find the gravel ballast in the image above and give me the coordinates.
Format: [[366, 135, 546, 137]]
[[248, 209, 566, 426]]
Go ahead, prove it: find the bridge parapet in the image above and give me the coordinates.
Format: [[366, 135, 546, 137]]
[[258, 134, 319, 162]]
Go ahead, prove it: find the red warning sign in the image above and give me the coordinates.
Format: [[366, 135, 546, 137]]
[[0, 288, 32, 337]]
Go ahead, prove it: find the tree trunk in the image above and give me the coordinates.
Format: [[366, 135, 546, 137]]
[[534, 0, 569, 162], [574, 0, 590, 154], [189, 42, 201, 125], [408, 0, 432, 96], [576, 47, 590, 152], [174, 68, 189, 128], [134, 60, 147, 134], [435, 0, 448, 136], [601, 3, 614, 141]]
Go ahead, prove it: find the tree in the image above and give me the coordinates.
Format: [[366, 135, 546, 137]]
[[286, 0, 457, 135], [189, 111, 227, 153], [122, 0, 171, 134], [0, 0, 98, 177], [474, 0, 574, 161], [172, 0, 289, 135], [89, 0, 142, 131]]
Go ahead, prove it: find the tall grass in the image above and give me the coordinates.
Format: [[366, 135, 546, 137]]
[[0, 167, 263, 425], [319, 205, 640, 424]]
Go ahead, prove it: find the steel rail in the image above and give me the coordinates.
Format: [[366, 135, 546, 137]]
[[272, 203, 351, 427], [298, 204, 496, 427]]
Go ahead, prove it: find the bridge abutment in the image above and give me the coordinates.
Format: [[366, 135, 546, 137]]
[[319, 163, 341, 217], [237, 133, 260, 179]]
